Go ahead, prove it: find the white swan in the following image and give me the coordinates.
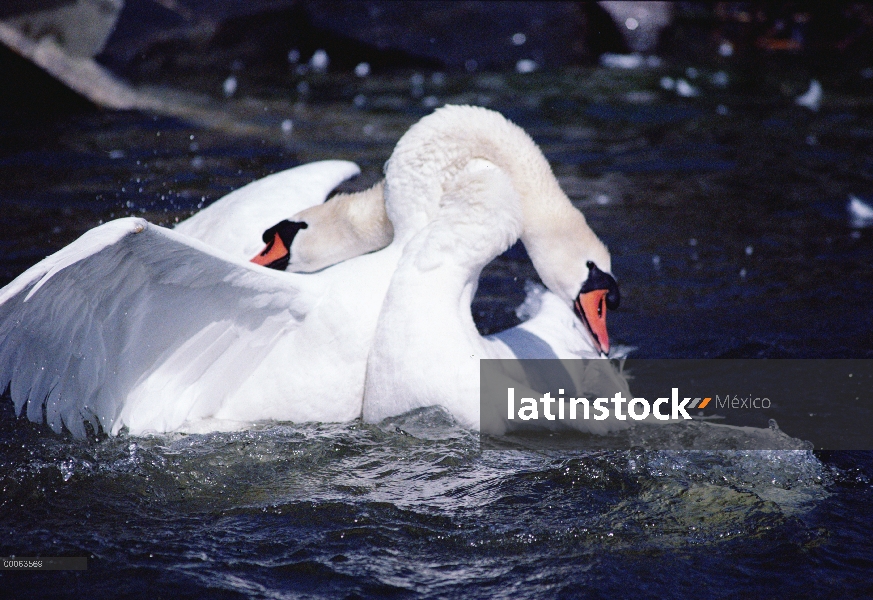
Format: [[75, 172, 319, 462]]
[[363, 159, 630, 429], [171, 159, 390, 270], [0, 105, 619, 437], [173, 160, 362, 259], [0, 160, 387, 436], [257, 106, 618, 354]]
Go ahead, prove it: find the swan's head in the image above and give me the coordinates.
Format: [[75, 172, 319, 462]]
[[249, 214, 349, 273], [251, 219, 308, 271], [524, 212, 620, 357], [573, 260, 620, 357], [251, 181, 392, 272]]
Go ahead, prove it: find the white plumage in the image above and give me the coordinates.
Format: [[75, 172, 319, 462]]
[[0, 161, 374, 436], [364, 159, 628, 430], [0, 106, 619, 437], [175, 159, 360, 258]]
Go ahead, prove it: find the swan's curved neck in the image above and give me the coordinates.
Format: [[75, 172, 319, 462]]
[[364, 159, 522, 425], [384, 105, 609, 304]]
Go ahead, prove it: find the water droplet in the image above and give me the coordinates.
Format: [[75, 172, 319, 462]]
[[354, 62, 370, 77], [710, 71, 729, 87], [516, 59, 538, 74], [676, 79, 699, 97], [223, 75, 237, 97], [310, 49, 329, 72]]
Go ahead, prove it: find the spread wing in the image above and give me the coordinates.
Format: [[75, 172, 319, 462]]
[[0, 218, 313, 438], [175, 160, 360, 258]]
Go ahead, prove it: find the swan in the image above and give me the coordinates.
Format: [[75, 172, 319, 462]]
[[0, 160, 386, 437], [200, 161, 592, 364], [251, 106, 619, 354], [0, 105, 619, 437], [173, 159, 390, 269], [363, 159, 630, 429]]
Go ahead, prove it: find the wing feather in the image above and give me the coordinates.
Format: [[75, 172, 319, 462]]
[[0, 217, 307, 437]]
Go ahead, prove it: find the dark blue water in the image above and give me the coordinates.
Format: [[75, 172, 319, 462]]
[[2, 67, 873, 597]]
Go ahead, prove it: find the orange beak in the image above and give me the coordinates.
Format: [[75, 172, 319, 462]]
[[250, 220, 308, 271], [251, 232, 291, 270], [575, 289, 610, 356]]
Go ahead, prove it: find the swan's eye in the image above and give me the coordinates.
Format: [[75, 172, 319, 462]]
[[581, 261, 620, 310]]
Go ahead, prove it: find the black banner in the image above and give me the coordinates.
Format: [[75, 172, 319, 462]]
[[1, 557, 88, 570], [480, 359, 873, 450]]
